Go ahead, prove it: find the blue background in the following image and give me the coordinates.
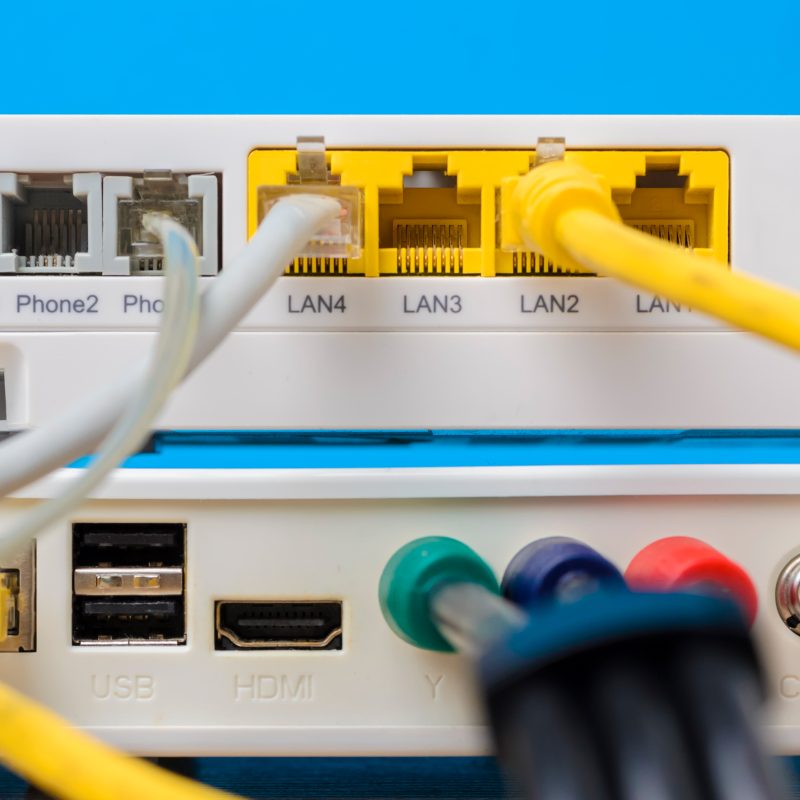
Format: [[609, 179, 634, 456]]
[[3, 1, 799, 113]]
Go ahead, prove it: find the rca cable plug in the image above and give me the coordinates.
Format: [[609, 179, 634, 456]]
[[379, 536, 610, 800], [380, 536, 786, 800], [625, 535, 759, 625]]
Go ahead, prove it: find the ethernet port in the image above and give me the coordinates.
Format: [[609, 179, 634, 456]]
[[619, 164, 709, 249], [498, 149, 729, 274], [103, 171, 219, 276], [607, 152, 729, 265], [378, 164, 482, 275], [72, 522, 186, 646], [0, 541, 35, 653], [0, 173, 102, 274]]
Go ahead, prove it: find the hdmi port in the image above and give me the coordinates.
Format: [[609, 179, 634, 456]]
[[214, 601, 342, 651]]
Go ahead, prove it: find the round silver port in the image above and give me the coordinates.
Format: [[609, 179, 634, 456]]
[[776, 554, 800, 634]]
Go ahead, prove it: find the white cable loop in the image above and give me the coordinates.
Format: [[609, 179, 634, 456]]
[[0, 195, 340, 546], [0, 214, 201, 558]]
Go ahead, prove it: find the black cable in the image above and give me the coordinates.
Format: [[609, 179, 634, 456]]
[[587, 657, 703, 800], [493, 678, 611, 800], [669, 643, 785, 800]]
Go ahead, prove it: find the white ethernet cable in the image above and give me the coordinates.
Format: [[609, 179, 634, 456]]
[[0, 194, 339, 516], [0, 215, 201, 558]]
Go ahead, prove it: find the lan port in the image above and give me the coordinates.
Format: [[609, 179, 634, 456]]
[[617, 164, 710, 250], [378, 168, 481, 275]]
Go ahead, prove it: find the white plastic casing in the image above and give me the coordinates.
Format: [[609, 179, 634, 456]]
[[4, 463, 800, 756], [0, 115, 798, 431]]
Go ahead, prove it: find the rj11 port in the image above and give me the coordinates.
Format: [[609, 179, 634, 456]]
[[103, 171, 219, 276], [0, 173, 102, 275]]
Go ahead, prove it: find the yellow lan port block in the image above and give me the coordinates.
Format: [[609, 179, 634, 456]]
[[247, 149, 729, 277]]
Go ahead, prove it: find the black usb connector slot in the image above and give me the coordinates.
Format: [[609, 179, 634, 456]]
[[72, 523, 186, 646]]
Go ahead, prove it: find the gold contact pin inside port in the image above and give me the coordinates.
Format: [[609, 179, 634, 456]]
[[394, 220, 466, 274]]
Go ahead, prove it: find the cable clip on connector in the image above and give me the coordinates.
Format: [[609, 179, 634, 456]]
[[291, 136, 334, 184], [533, 136, 565, 167]]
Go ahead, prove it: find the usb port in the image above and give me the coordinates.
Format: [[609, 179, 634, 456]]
[[214, 601, 343, 651], [72, 523, 186, 646]]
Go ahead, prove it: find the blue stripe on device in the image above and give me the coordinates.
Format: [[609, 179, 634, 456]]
[[69, 430, 800, 470]]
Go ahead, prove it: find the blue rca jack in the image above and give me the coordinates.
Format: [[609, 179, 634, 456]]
[[502, 536, 626, 608]]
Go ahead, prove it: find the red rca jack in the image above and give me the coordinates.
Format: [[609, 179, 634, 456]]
[[625, 536, 758, 626]]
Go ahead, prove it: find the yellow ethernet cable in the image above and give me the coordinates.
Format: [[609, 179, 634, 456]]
[[507, 160, 800, 353], [0, 574, 236, 799], [0, 678, 240, 800]]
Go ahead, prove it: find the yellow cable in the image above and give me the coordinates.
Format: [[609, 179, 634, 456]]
[[0, 681, 237, 800], [0, 577, 12, 643], [510, 160, 800, 353]]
